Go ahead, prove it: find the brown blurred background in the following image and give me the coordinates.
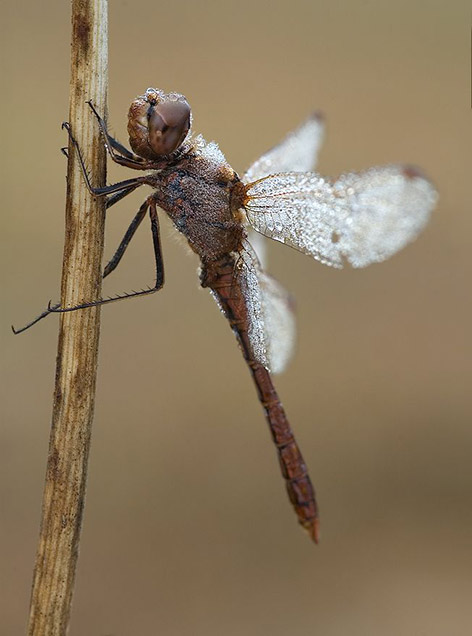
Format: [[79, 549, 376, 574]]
[[2, 1, 471, 634]]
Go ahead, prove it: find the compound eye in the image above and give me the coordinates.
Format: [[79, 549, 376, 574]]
[[148, 100, 191, 155]]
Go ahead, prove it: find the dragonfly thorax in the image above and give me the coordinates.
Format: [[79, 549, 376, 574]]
[[149, 142, 246, 262]]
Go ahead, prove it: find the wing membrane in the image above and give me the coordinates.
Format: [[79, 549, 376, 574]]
[[245, 165, 437, 268], [245, 113, 325, 268], [258, 271, 296, 374], [233, 243, 295, 374], [243, 113, 325, 184]]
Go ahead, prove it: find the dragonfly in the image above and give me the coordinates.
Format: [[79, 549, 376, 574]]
[[14, 88, 437, 542]]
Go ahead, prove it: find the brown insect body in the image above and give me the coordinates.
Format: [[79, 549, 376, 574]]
[[207, 256, 319, 542], [127, 88, 249, 263], [148, 151, 245, 264], [125, 89, 320, 539], [16, 87, 436, 543]]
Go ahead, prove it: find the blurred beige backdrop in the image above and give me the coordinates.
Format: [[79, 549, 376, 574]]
[[2, 1, 471, 634]]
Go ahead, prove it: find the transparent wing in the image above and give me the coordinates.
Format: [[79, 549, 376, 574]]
[[244, 113, 325, 267], [235, 243, 296, 374], [258, 271, 296, 374], [244, 165, 437, 268], [243, 113, 325, 184], [246, 229, 268, 270]]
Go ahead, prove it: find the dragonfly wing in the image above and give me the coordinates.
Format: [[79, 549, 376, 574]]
[[246, 229, 268, 269], [243, 113, 325, 184], [231, 243, 296, 374], [258, 270, 296, 374], [244, 165, 437, 268], [245, 114, 325, 267]]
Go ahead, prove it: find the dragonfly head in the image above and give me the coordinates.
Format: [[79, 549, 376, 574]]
[[128, 88, 191, 159]]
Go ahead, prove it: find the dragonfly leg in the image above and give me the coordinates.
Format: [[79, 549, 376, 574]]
[[86, 100, 149, 169], [105, 184, 141, 210], [13, 182, 144, 334], [47, 196, 164, 313], [149, 197, 165, 289], [11, 304, 61, 335], [13, 196, 164, 332], [62, 141, 141, 208], [62, 121, 149, 197], [103, 199, 148, 278], [102, 195, 164, 282]]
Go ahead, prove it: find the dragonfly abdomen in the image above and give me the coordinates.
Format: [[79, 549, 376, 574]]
[[251, 363, 320, 543], [208, 256, 320, 543]]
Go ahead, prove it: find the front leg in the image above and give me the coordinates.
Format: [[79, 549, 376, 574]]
[[63, 122, 148, 197], [87, 100, 149, 169]]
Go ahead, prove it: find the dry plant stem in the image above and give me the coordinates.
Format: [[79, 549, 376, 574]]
[[27, 1, 108, 634]]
